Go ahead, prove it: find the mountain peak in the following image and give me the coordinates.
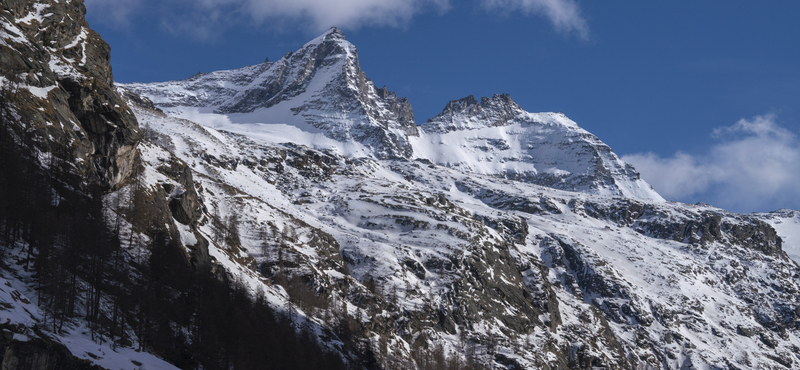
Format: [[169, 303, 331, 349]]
[[415, 94, 663, 201], [326, 26, 345, 37], [120, 26, 417, 160], [303, 26, 349, 50], [424, 93, 523, 133]]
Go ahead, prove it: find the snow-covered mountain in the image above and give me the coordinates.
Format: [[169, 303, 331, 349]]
[[123, 99, 800, 369], [414, 94, 663, 200], [121, 27, 417, 160], [4, 7, 800, 370], [114, 28, 800, 369], [122, 31, 660, 202]]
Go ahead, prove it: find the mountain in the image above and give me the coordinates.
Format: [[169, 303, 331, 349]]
[[1, 2, 347, 369], [3, 4, 800, 370], [413, 94, 663, 200], [121, 98, 800, 369], [122, 42, 660, 201], [121, 27, 417, 160], [120, 29, 800, 370]]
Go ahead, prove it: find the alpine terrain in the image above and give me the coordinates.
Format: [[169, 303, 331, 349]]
[[2, 2, 800, 370]]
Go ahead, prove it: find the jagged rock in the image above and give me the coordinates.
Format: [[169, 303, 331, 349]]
[[423, 94, 522, 133]]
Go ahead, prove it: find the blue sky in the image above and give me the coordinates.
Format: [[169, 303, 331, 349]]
[[85, 0, 800, 213]]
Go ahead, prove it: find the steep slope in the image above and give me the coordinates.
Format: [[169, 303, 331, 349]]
[[755, 209, 800, 263], [124, 93, 800, 369], [0, 0, 139, 188], [0, 2, 353, 369], [414, 94, 663, 201], [5, 4, 800, 370], [121, 27, 417, 160]]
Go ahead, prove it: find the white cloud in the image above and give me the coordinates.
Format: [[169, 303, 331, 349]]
[[621, 152, 718, 200], [623, 114, 800, 212], [84, 0, 588, 39], [239, 0, 450, 32], [481, 0, 589, 39], [86, 0, 449, 36]]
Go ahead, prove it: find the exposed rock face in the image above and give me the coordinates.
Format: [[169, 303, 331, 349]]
[[1, 0, 139, 188], [0, 2, 216, 367], [121, 27, 418, 159], [1, 0, 210, 261], [423, 94, 523, 133]]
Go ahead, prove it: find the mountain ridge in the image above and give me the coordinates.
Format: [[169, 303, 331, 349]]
[[3, 9, 800, 370], [121, 26, 418, 160], [121, 28, 663, 202]]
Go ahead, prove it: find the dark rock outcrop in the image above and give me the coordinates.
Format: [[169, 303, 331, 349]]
[[1, 0, 139, 189]]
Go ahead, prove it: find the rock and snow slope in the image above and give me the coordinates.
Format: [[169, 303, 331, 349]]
[[414, 94, 663, 200], [126, 99, 800, 369], [755, 209, 800, 264], [5, 7, 800, 368], [121, 29, 660, 202], [122, 27, 417, 160], [116, 28, 800, 370]]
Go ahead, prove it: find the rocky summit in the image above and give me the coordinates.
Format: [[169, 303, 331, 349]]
[[121, 27, 418, 160], [2, 3, 800, 370]]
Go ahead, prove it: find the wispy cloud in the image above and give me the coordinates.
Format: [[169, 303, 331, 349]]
[[240, 0, 450, 32], [481, 0, 589, 39], [83, 0, 143, 29], [84, 0, 588, 40], [86, 0, 448, 37], [623, 114, 800, 212]]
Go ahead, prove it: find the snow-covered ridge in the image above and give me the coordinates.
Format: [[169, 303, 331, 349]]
[[121, 27, 417, 160], [414, 94, 663, 200], [422, 93, 528, 133], [120, 29, 662, 201], [126, 99, 800, 369], [754, 209, 800, 263]]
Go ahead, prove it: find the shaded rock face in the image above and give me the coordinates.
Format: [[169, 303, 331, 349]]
[[424, 94, 522, 133], [121, 27, 418, 159], [157, 157, 202, 226], [0, 0, 139, 189], [1, 0, 207, 245], [1, 0, 215, 283]]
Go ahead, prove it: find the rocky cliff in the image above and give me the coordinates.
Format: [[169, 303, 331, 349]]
[[1, 0, 139, 188]]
